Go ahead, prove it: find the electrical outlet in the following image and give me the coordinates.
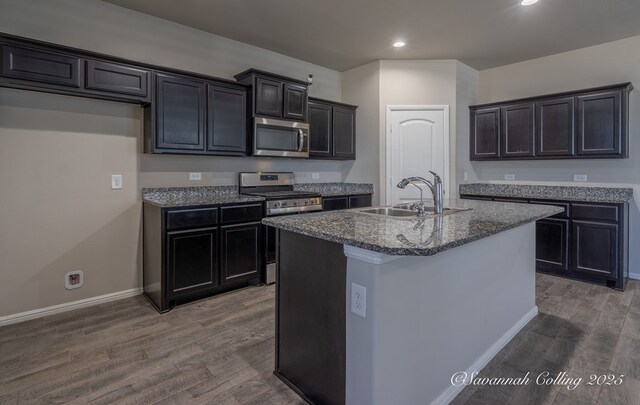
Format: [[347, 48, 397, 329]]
[[463, 171, 468, 181], [351, 283, 367, 318], [111, 175, 123, 189], [312, 172, 320, 180], [189, 172, 202, 181], [573, 174, 588, 182], [65, 271, 84, 290], [504, 174, 515, 181]]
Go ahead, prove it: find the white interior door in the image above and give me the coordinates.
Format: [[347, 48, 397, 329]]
[[387, 106, 449, 205]]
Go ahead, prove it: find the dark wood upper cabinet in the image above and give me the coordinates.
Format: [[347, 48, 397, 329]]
[[207, 84, 247, 155], [536, 96, 575, 156], [501, 102, 535, 158], [470, 83, 631, 161], [308, 100, 332, 157], [154, 73, 206, 151], [470, 107, 500, 159], [283, 82, 307, 121], [577, 90, 624, 157], [1, 44, 80, 88], [254, 76, 283, 117], [332, 106, 356, 159], [85, 59, 149, 99]]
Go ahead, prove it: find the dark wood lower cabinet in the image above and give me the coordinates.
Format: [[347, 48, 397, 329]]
[[221, 222, 261, 284], [167, 227, 218, 298], [322, 194, 372, 211], [460, 195, 628, 290], [143, 202, 264, 312]]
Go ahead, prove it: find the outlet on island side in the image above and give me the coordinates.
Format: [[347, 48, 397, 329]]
[[65, 271, 84, 290], [351, 282, 367, 318]]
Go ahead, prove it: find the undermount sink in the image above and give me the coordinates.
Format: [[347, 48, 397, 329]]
[[358, 207, 418, 217], [357, 204, 471, 219]]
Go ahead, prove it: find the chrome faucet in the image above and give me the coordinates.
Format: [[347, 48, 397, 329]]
[[396, 171, 444, 215]]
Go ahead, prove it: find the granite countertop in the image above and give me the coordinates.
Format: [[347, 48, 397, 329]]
[[262, 199, 562, 256], [460, 183, 633, 203], [143, 186, 264, 208], [293, 182, 373, 197]]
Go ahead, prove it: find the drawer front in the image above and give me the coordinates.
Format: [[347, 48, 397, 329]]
[[571, 203, 619, 222], [85, 59, 149, 98], [322, 197, 349, 211], [220, 204, 263, 224], [166, 208, 218, 230], [349, 194, 372, 209], [1, 45, 80, 87], [529, 200, 570, 219]]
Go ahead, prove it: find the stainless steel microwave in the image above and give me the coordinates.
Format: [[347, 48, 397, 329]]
[[253, 117, 309, 158]]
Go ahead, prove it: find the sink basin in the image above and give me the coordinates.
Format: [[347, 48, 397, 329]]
[[358, 207, 418, 217]]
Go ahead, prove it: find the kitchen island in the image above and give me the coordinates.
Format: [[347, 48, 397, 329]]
[[263, 199, 562, 405]]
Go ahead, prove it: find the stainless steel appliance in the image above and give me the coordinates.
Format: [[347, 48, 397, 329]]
[[253, 118, 310, 158], [239, 172, 322, 283]]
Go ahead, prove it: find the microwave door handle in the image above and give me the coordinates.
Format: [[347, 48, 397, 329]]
[[297, 129, 304, 152]]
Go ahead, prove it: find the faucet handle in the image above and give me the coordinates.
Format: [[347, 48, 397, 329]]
[[428, 171, 442, 184]]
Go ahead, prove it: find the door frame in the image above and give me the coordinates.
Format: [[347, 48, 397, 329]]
[[385, 105, 450, 205]]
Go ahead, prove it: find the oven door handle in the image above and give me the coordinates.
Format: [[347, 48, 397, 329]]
[[297, 129, 304, 152]]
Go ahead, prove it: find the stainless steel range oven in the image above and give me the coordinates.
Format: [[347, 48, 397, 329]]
[[239, 172, 322, 284]]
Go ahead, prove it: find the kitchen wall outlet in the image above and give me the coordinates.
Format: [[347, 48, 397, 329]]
[[573, 174, 588, 182], [351, 283, 367, 318], [312, 172, 320, 180], [65, 271, 84, 290], [463, 171, 468, 181], [189, 172, 202, 181], [504, 174, 515, 181], [111, 174, 123, 190]]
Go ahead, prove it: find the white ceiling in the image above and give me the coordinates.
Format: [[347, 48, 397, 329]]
[[102, 0, 640, 72]]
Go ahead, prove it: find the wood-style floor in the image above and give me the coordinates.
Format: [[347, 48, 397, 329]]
[[0, 274, 638, 404]]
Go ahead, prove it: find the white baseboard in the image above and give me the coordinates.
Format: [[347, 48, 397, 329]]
[[432, 306, 539, 405], [629, 273, 640, 281], [0, 288, 143, 327]]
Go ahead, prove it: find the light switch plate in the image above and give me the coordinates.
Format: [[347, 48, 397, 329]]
[[189, 172, 202, 181], [351, 283, 367, 318], [504, 174, 515, 181], [111, 175, 123, 190], [573, 174, 588, 182]]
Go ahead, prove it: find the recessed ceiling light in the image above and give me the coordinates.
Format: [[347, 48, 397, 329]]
[[520, 0, 538, 5], [393, 41, 406, 48]]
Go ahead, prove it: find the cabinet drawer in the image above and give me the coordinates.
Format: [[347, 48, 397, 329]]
[[349, 194, 372, 209], [220, 204, 263, 224], [85, 59, 149, 98], [571, 204, 619, 222], [322, 197, 349, 211], [1, 45, 80, 87], [529, 201, 570, 219], [166, 208, 218, 230]]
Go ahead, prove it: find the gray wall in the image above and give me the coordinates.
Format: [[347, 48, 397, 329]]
[[468, 34, 640, 275], [0, 0, 346, 317]]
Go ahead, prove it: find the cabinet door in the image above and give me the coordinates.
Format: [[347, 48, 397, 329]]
[[577, 90, 623, 157], [501, 102, 534, 158], [155, 73, 206, 151], [535, 97, 575, 156], [1, 45, 80, 88], [536, 218, 569, 271], [283, 82, 308, 121], [322, 197, 349, 211], [349, 195, 372, 209], [332, 106, 356, 159], [255, 77, 283, 117], [470, 107, 500, 159], [308, 101, 332, 157], [85, 59, 148, 99], [221, 222, 262, 284], [167, 227, 218, 298], [572, 220, 618, 278], [207, 84, 247, 154]]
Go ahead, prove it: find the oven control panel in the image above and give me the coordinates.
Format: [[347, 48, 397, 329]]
[[266, 197, 323, 216]]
